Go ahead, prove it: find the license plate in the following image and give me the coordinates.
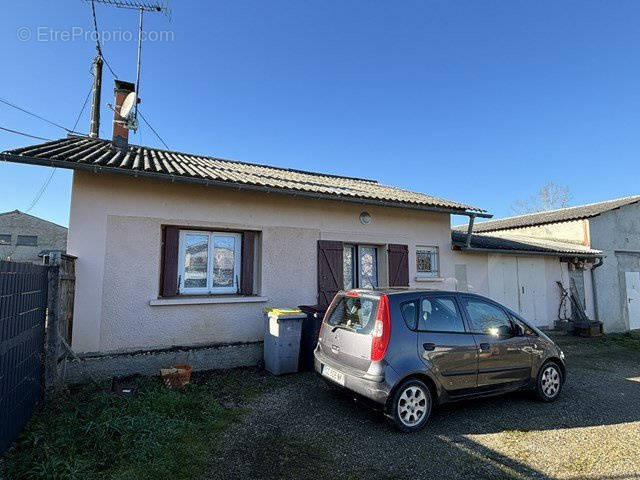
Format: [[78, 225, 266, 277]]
[[322, 365, 345, 386]]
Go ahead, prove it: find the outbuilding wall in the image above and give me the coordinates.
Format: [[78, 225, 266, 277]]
[[590, 202, 640, 331]]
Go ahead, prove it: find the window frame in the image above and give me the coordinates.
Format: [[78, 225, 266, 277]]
[[0, 234, 11, 245], [459, 295, 515, 336], [177, 230, 242, 295], [400, 299, 420, 330], [16, 235, 37, 247], [343, 244, 379, 290], [417, 293, 468, 334], [416, 245, 439, 278]]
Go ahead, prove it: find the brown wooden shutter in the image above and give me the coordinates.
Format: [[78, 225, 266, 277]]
[[161, 226, 179, 297], [388, 244, 409, 287], [241, 231, 256, 295], [317, 240, 344, 308]]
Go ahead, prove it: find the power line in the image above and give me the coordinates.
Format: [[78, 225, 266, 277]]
[[24, 168, 57, 214], [0, 97, 75, 134], [72, 81, 95, 133], [138, 110, 169, 149], [0, 126, 52, 141]]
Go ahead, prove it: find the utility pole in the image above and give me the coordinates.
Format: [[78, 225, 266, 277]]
[[89, 55, 103, 138]]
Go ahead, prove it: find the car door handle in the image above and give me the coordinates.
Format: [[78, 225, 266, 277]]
[[423, 342, 436, 351], [479, 343, 490, 351]]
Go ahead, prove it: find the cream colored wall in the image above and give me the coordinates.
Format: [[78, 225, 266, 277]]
[[489, 220, 590, 246], [453, 249, 585, 327], [68, 171, 456, 353]]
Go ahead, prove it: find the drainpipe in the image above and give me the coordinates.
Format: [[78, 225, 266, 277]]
[[465, 214, 476, 248], [589, 256, 604, 324]]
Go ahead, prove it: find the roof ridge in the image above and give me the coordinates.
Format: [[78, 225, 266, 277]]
[[454, 194, 640, 230]]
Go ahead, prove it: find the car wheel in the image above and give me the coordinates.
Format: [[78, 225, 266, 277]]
[[388, 379, 432, 432], [536, 361, 563, 402]]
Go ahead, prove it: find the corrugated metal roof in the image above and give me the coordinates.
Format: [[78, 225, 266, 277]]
[[454, 195, 640, 233], [1, 136, 486, 215], [452, 230, 602, 257]]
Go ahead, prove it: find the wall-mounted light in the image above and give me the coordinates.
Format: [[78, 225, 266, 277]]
[[359, 211, 372, 225]]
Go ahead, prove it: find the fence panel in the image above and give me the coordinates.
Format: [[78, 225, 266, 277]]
[[0, 260, 48, 455]]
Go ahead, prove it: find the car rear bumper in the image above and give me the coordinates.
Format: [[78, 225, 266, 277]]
[[314, 349, 391, 404]]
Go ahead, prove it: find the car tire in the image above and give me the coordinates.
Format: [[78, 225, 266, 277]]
[[535, 361, 563, 402], [388, 379, 432, 432]]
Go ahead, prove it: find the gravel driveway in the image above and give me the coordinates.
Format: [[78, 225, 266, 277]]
[[210, 334, 640, 480]]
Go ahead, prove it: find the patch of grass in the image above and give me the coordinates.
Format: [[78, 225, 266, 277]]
[[552, 329, 640, 352], [1, 370, 270, 480], [600, 330, 640, 351]]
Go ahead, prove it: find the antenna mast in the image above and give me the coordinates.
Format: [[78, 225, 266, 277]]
[[83, 0, 169, 133]]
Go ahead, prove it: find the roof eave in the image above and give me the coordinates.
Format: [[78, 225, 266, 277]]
[[452, 243, 603, 259], [1, 152, 490, 218]]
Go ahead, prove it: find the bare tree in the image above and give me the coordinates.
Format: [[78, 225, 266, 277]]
[[511, 182, 572, 215]]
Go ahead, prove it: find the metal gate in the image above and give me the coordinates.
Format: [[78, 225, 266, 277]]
[[0, 261, 48, 454]]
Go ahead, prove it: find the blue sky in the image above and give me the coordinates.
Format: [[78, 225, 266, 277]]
[[1, 0, 639, 227]]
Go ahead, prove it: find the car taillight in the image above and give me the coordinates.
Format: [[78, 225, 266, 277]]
[[370, 294, 391, 362]]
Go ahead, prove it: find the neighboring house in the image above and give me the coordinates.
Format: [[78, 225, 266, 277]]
[[0, 82, 488, 355], [0, 210, 67, 263], [450, 230, 601, 329], [455, 196, 640, 332]]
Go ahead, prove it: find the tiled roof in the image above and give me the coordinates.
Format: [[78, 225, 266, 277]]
[[454, 195, 640, 233], [452, 230, 602, 257], [1, 136, 486, 215]]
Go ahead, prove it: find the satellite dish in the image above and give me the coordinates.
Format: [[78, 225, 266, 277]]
[[120, 91, 137, 119]]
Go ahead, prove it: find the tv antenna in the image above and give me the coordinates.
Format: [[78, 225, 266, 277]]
[[84, 0, 170, 135]]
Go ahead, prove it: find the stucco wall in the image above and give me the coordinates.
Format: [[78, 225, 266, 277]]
[[68, 170, 457, 353], [485, 219, 589, 246], [453, 250, 581, 327], [590, 202, 640, 331]]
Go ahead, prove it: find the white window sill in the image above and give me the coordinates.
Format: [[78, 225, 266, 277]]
[[150, 296, 269, 306], [415, 276, 445, 283]]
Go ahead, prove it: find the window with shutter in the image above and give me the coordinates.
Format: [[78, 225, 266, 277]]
[[388, 244, 409, 287], [160, 227, 258, 297], [317, 240, 344, 308]]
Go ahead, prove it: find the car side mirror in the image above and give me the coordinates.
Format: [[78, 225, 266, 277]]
[[513, 323, 525, 337]]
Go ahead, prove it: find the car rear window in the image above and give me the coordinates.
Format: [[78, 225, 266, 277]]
[[326, 295, 379, 334]]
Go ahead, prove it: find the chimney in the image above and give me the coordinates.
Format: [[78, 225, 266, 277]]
[[112, 80, 135, 149]]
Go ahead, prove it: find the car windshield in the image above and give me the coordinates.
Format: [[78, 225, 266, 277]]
[[326, 295, 379, 334]]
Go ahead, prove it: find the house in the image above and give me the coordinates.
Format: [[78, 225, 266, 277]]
[[455, 196, 640, 332], [0, 81, 489, 358], [450, 229, 602, 329], [0, 210, 67, 263]]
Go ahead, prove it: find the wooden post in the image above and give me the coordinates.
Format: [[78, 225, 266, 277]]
[[44, 251, 62, 399]]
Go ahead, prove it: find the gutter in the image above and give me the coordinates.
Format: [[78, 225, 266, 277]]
[[0, 152, 492, 220], [453, 244, 604, 259]]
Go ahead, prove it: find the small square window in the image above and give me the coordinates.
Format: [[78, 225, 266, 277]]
[[16, 235, 37, 246], [0, 234, 10, 245], [416, 246, 439, 278]]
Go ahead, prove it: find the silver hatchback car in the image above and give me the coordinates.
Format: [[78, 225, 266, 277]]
[[314, 289, 566, 432]]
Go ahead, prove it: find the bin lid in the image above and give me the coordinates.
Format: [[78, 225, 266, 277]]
[[263, 306, 304, 318]]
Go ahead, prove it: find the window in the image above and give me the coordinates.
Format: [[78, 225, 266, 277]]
[[343, 244, 378, 289], [419, 296, 465, 332], [509, 313, 536, 336], [326, 295, 378, 334], [416, 246, 439, 278], [177, 230, 241, 294], [0, 234, 10, 245], [16, 235, 37, 246], [463, 298, 513, 336], [400, 300, 419, 330]]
